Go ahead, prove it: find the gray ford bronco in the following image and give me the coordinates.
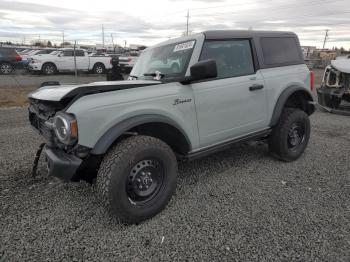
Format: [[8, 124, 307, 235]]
[[28, 30, 315, 224]]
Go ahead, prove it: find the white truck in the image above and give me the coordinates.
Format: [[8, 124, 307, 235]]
[[29, 48, 112, 75], [119, 52, 139, 72]]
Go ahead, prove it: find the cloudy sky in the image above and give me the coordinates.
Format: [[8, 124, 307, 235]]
[[0, 0, 349, 48]]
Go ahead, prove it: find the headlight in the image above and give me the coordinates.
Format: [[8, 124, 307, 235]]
[[53, 113, 78, 145], [31, 59, 41, 64]]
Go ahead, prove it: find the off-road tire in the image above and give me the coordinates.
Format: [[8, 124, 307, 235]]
[[93, 63, 105, 74], [96, 135, 178, 224], [0, 62, 14, 75], [42, 63, 57, 75], [269, 108, 310, 162]]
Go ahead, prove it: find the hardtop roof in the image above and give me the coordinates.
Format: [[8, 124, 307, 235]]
[[203, 30, 297, 39]]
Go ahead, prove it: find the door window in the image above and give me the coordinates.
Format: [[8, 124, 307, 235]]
[[75, 50, 85, 56], [62, 50, 74, 57], [200, 40, 255, 79]]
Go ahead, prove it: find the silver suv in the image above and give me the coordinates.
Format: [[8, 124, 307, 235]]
[[28, 30, 315, 224]]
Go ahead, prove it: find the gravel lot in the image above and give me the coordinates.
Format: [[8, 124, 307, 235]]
[[1, 107, 349, 261]]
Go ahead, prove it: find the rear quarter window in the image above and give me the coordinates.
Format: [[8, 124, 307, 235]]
[[260, 37, 303, 67]]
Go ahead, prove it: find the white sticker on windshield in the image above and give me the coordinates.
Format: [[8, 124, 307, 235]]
[[173, 41, 195, 52]]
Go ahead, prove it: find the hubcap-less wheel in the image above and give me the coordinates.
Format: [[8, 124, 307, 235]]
[[287, 122, 305, 151], [127, 159, 164, 205], [96, 135, 178, 224], [1, 63, 13, 74]]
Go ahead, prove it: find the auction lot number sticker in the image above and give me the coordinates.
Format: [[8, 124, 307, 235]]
[[174, 41, 195, 52]]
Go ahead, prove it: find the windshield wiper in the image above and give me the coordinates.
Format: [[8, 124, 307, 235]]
[[129, 75, 138, 79]]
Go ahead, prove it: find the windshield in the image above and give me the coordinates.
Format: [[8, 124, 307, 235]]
[[50, 51, 60, 55], [130, 40, 196, 80]]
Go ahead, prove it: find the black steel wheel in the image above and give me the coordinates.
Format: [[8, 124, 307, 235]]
[[96, 135, 178, 224], [287, 122, 306, 151], [126, 159, 164, 205], [269, 108, 310, 161]]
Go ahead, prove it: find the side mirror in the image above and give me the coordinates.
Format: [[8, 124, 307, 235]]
[[181, 59, 217, 84]]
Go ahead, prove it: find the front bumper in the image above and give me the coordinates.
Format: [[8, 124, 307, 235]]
[[28, 63, 42, 71], [45, 147, 82, 181], [317, 86, 343, 107]]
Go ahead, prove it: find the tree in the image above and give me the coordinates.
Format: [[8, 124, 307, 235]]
[[60, 41, 71, 47], [47, 41, 52, 47]]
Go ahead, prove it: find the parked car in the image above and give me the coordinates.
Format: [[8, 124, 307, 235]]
[[29, 48, 112, 75], [19, 49, 34, 55], [317, 59, 350, 110], [22, 49, 56, 67], [28, 30, 315, 224], [119, 52, 139, 72], [0, 47, 22, 74]]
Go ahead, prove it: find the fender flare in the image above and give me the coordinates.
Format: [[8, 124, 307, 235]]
[[269, 85, 314, 127], [90, 114, 192, 155]]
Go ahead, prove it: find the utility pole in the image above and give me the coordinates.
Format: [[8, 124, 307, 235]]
[[111, 33, 115, 52], [322, 29, 329, 49], [186, 9, 190, 36], [102, 24, 105, 48], [62, 30, 65, 48], [73, 40, 78, 83]]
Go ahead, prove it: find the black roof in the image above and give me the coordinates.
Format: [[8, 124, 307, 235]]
[[203, 30, 297, 40]]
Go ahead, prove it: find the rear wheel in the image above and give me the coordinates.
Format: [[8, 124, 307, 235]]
[[96, 135, 178, 224], [93, 63, 105, 74], [269, 108, 310, 161], [0, 62, 14, 75], [42, 63, 56, 75]]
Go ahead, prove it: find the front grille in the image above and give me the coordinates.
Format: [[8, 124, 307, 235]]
[[28, 98, 63, 143], [29, 107, 55, 142]]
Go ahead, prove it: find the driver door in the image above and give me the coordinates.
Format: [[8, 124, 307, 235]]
[[56, 50, 74, 71], [191, 39, 268, 147]]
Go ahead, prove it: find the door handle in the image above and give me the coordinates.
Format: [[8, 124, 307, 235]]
[[249, 84, 264, 91]]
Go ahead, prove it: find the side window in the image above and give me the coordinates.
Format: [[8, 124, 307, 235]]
[[200, 39, 255, 79], [62, 51, 73, 57], [260, 37, 302, 66], [75, 50, 85, 57]]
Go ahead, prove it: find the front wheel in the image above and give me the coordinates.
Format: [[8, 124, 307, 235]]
[[42, 63, 56, 75], [269, 108, 311, 162], [96, 135, 178, 224]]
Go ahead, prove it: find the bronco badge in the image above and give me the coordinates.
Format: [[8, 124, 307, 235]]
[[173, 98, 192, 106]]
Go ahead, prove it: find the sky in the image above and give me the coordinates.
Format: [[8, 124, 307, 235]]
[[0, 0, 349, 49]]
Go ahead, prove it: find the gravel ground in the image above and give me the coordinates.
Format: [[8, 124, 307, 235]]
[[0, 107, 349, 261]]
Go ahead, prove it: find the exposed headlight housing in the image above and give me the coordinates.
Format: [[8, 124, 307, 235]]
[[53, 113, 78, 145]]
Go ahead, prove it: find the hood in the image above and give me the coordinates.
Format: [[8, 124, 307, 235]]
[[331, 59, 350, 74], [28, 80, 161, 102]]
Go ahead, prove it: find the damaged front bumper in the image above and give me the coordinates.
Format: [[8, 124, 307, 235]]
[[317, 86, 350, 115], [45, 146, 82, 181]]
